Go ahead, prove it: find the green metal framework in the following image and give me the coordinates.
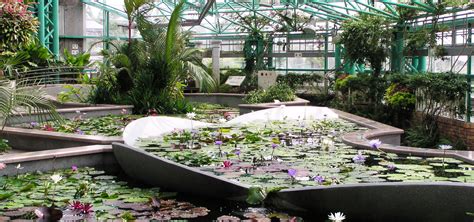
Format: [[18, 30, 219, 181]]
[[35, 0, 59, 59], [34, 0, 474, 120]]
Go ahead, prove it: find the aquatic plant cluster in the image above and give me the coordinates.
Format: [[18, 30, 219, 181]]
[[19, 103, 238, 137], [0, 167, 210, 220], [136, 118, 474, 189], [0, 165, 308, 221]]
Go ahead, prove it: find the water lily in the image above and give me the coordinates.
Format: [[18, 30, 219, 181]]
[[288, 169, 297, 184], [218, 118, 227, 124], [215, 140, 223, 156], [271, 143, 278, 159], [186, 112, 196, 119], [234, 149, 241, 159], [30, 121, 39, 127], [69, 200, 82, 210], [274, 99, 281, 104], [76, 129, 84, 135], [288, 169, 297, 177], [121, 108, 127, 115], [0, 163, 6, 170], [328, 212, 346, 222], [16, 163, 24, 170], [314, 175, 325, 184], [50, 174, 62, 184], [81, 203, 93, 214], [387, 165, 396, 171], [438, 144, 452, 150], [71, 165, 78, 171], [43, 124, 55, 131], [223, 160, 232, 168], [352, 151, 365, 164], [369, 139, 382, 149]]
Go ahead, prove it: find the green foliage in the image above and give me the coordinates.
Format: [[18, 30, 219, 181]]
[[384, 83, 416, 110], [0, 40, 54, 78], [244, 84, 296, 104], [277, 73, 323, 89], [0, 79, 62, 127], [0, 139, 10, 153], [91, 1, 213, 114], [57, 85, 88, 103], [246, 186, 286, 205], [337, 15, 392, 76], [0, 2, 39, 54], [169, 151, 215, 167], [63, 49, 90, 68]]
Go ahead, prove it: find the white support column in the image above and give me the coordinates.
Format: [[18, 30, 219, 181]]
[[211, 40, 221, 84]]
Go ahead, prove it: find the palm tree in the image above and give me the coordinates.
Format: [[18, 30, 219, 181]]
[[0, 78, 62, 128], [93, 0, 215, 113]]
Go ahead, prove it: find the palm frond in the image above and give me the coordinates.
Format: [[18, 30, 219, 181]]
[[165, 0, 185, 62], [0, 79, 62, 127]]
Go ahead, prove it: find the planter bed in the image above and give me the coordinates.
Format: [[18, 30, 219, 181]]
[[184, 93, 310, 114]]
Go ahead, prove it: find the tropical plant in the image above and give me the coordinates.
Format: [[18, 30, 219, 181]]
[[91, 0, 214, 114], [124, 0, 150, 44], [337, 15, 392, 76], [0, 1, 39, 54], [0, 79, 62, 128], [244, 83, 295, 104]]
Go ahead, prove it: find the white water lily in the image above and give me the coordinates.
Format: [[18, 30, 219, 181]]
[[186, 112, 196, 119], [218, 118, 227, 124], [328, 212, 346, 222], [50, 174, 63, 184], [16, 164, 24, 170], [438, 144, 452, 150]]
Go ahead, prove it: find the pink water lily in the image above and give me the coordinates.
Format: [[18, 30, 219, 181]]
[[81, 203, 93, 214], [0, 163, 6, 170], [69, 200, 82, 210], [223, 160, 232, 168]]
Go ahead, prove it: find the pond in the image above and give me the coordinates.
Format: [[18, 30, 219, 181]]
[[134, 118, 474, 189], [15, 103, 238, 137], [0, 167, 306, 221]]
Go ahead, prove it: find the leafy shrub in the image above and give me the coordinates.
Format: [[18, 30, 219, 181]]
[[0, 1, 38, 54], [384, 83, 416, 110], [244, 84, 295, 104], [277, 73, 323, 89], [0, 139, 10, 153]]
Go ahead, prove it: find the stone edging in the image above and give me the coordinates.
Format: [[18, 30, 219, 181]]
[[334, 109, 474, 164], [1, 127, 122, 151], [238, 97, 310, 110], [0, 145, 112, 164]]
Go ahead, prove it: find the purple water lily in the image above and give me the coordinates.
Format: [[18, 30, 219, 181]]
[[387, 165, 396, 171], [352, 151, 366, 164], [288, 169, 297, 177], [271, 143, 278, 160], [234, 149, 241, 160], [215, 140, 223, 157], [71, 165, 78, 172], [369, 139, 382, 149], [30, 122, 39, 128], [76, 129, 84, 135], [314, 175, 325, 184]]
